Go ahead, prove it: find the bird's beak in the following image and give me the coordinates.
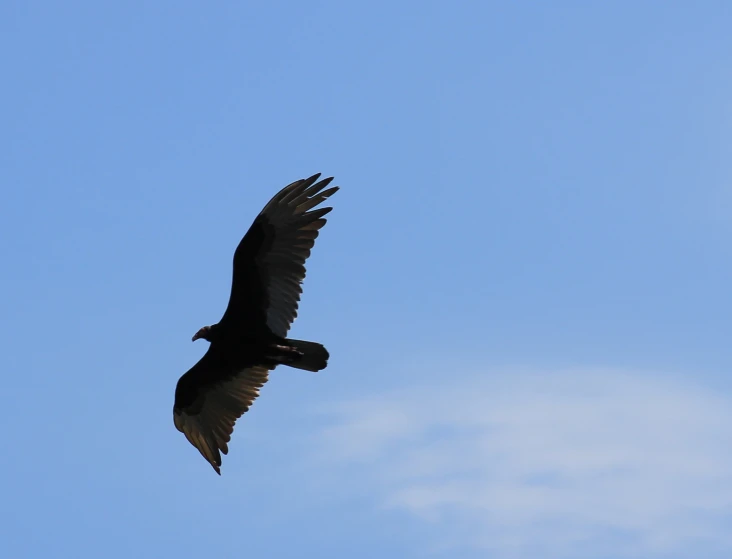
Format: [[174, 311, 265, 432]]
[[192, 329, 204, 342]]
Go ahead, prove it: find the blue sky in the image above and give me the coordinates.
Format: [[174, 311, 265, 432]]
[[2, 2, 732, 558]]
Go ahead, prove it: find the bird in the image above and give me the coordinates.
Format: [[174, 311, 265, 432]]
[[173, 173, 338, 474]]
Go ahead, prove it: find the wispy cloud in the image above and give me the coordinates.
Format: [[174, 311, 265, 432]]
[[311, 368, 732, 557]]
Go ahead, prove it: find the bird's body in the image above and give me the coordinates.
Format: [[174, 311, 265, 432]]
[[172, 174, 338, 474]]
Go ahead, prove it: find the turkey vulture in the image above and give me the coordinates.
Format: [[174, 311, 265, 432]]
[[173, 173, 338, 474]]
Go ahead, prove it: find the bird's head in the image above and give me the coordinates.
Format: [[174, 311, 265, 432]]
[[192, 325, 213, 342]]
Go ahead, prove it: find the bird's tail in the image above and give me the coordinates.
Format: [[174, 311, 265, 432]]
[[285, 339, 330, 372]]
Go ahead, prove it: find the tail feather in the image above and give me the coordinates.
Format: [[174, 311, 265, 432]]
[[285, 339, 329, 372]]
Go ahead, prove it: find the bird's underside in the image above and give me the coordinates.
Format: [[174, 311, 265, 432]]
[[172, 173, 338, 474]]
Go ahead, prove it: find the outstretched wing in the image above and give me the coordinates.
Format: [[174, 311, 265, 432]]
[[219, 174, 339, 338], [173, 348, 274, 474]]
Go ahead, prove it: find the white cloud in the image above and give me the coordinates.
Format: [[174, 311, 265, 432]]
[[311, 368, 732, 557]]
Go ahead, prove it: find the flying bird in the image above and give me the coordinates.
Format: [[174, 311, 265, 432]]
[[173, 173, 338, 474]]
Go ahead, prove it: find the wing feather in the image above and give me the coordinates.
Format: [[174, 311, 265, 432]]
[[174, 351, 273, 474], [220, 174, 339, 337]]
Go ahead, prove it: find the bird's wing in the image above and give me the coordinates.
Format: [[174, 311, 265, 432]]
[[219, 174, 339, 338], [173, 348, 274, 474]]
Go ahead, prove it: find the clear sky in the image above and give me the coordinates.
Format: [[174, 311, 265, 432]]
[[2, 2, 732, 558]]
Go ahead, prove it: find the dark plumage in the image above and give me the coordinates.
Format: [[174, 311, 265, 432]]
[[173, 174, 338, 474]]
